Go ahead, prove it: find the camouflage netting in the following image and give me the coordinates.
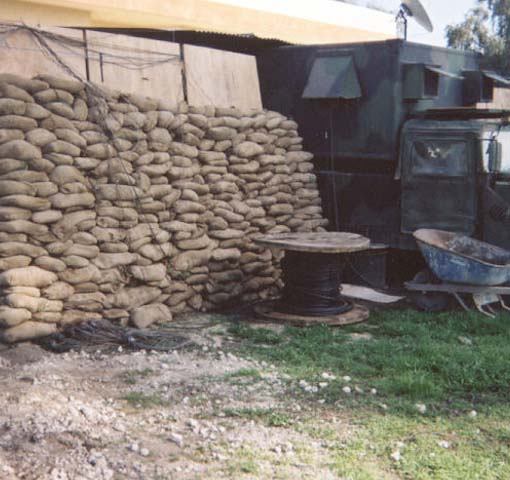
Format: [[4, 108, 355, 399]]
[[0, 73, 328, 343]]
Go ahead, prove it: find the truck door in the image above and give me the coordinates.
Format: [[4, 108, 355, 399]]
[[400, 133, 477, 234]]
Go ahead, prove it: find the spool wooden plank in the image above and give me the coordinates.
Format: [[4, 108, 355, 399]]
[[184, 44, 262, 110], [254, 232, 370, 253], [0, 27, 87, 79], [87, 31, 184, 109], [254, 302, 369, 327]]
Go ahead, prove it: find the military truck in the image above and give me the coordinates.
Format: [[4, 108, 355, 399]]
[[255, 39, 510, 288]]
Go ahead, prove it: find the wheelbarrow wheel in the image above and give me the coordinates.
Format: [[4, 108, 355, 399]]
[[411, 269, 451, 312]]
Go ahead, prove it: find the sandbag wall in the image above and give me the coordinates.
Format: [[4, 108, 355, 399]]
[[0, 73, 328, 343]]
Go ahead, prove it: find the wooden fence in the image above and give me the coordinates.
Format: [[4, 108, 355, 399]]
[[0, 26, 262, 110]]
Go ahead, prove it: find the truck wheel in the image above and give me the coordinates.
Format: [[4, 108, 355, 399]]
[[411, 269, 451, 312]]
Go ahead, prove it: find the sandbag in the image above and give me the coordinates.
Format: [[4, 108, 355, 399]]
[[0, 306, 31, 327], [130, 263, 167, 283], [0, 140, 41, 160], [43, 281, 75, 300], [3, 321, 57, 343], [0, 266, 57, 287], [130, 303, 172, 328], [105, 286, 161, 310]]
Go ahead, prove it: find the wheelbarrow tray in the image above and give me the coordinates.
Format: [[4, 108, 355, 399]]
[[413, 229, 510, 286]]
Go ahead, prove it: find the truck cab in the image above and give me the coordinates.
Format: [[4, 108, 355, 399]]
[[255, 38, 510, 284], [400, 114, 510, 250]]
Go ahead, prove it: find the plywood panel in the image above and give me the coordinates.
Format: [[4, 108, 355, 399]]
[[0, 27, 87, 79], [184, 44, 262, 110], [478, 88, 510, 110], [87, 31, 184, 109]]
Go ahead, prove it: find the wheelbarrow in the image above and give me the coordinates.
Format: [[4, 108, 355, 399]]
[[405, 229, 510, 317]]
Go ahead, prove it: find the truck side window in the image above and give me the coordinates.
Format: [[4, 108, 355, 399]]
[[411, 140, 468, 177]]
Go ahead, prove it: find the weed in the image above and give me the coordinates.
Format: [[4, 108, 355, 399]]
[[121, 391, 169, 408], [120, 368, 155, 385], [226, 447, 260, 476], [222, 407, 293, 427], [228, 323, 283, 345], [222, 367, 262, 386]]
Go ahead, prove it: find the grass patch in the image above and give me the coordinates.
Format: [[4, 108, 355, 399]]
[[222, 367, 262, 386], [120, 368, 155, 385], [226, 446, 261, 476], [229, 309, 510, 413], [222, 407, 294, 427], [121, 391, 169, 408], [226, 309, 510, 479]]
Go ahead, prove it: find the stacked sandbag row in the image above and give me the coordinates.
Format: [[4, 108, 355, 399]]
[[0, 74, 101, 341], [0, 72, 328, 342]]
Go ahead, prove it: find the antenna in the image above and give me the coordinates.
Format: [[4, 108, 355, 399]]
[[396, 0, 434, 40]]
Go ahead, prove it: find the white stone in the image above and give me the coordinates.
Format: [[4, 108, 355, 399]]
[[390, 450, 401, 461]]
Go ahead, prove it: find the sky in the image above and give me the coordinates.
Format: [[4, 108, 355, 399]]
[[341, 0, 478, 45], [403, 0, 478, 46]]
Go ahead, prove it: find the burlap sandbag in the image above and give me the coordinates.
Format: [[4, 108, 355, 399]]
[[0, 180, 36, 197], [130, 303, 172, 328], [93, 252, 138, 269], [42, 281, 75, 300], [171, 248, 214, 272], [96, 184, 143, 201], [105, 286, 161, 310], [0, 207, 31, 222], [0, 266, 57, 288], [61, 310, 101, 325], [0, 306, 31, 327], [0, 255, 31, 271], [4, 294, 62, 313], [64, 244, 100, 259], [32, 312, 62, 323], [137, 243, 172, 262], [66, 292, 106, 310], [2, 321, 57, 343], [0, 115, 37, 131], [62, 255, 89, 268], [33, 182, 59, 197], [130, 263, 167, 283], [0, 243, 47, 258], [0, 220, 48, 236], [104, 308, 129, 320], [59, 264, 100, 284], [4, 286, 41, 297], [34, 256, 67, 273], [0, 140, 41, 161], [49, 192, 95, 209], [53, 210, 96, 239], [0, 195, 51, 211], [32, 210, 63, 224], [50, 165, 87, 186]]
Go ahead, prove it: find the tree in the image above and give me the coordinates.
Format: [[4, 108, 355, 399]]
[[446, 1, 508, 74]]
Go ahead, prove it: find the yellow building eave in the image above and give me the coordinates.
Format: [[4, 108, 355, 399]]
[[1, 0, 396, 44]]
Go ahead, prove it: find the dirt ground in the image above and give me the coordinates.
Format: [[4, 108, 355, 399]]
[[0, 317, 349, 480]]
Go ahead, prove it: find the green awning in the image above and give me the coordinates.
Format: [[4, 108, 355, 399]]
[[425, 66, 464, 80], [302, 55, 361, 99], [482, 70, 510, 86]]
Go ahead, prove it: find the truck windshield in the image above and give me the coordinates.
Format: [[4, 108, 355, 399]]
[[411, 139, 468, 177]]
